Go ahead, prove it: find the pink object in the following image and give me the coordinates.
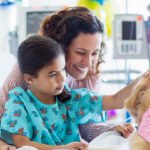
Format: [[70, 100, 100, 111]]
[[138, 108, 150, 143], [67, 74, 101, 93], [0, 64, 26, 118]]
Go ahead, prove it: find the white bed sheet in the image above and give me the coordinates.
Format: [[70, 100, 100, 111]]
[[89, 131, 130, 150], [16, 131, 130, 150]]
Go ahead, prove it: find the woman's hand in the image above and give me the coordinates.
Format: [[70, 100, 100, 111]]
[[64, 141, 88, 150], [86, 60, 101, 78], [0, 140, 16, 150], [112, 123, 134, 138]]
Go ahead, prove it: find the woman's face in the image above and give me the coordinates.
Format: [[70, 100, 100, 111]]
[[66, 33, 102, 80]]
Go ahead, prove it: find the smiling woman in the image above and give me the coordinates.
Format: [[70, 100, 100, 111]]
[[39, 6, 105, 90]]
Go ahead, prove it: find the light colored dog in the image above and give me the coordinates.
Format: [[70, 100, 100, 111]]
[[125, 76, 150, 150]]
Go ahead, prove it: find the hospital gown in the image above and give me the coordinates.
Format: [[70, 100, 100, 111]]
[[0, 86, 103, 145]]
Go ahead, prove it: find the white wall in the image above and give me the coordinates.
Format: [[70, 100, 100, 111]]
[[127, 0, 150, 19], [22, 0, 77, 7], [0, 6, 17, 87], [0, 0, 78, 87]]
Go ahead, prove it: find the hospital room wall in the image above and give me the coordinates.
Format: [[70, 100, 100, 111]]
[[0, 0, 150, 91], [0, 0, 78, 87]]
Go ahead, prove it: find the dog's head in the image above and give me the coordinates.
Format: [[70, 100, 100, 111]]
[[125, 76, 150, 124]]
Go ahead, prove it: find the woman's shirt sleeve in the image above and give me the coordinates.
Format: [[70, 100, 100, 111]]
[[0, 63, 26, 119]]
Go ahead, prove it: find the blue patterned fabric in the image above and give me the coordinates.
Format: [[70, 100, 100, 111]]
[[0, 86, 103, 145]]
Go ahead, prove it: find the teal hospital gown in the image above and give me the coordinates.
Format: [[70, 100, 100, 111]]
[[0, 86, 103, 145]]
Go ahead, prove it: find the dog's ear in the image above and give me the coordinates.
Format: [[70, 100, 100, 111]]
[[125, 77, 149, 118]]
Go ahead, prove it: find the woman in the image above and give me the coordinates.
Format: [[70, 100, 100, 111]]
[[0, 6, 137, 149], [39, 6, 104, 91]]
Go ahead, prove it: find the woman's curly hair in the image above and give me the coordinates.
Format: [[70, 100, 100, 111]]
[[39, 6, 105, 64]]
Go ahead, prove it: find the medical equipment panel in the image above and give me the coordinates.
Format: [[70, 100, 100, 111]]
[[113, 14, 148, 59], [17, 6, 62, 44]]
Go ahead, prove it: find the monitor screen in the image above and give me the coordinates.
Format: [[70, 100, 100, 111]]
[[122, 21, 136, 40], [26, 11, 54, 36]]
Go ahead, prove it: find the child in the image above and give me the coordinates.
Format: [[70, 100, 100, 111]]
[[0, 35, 135, 149]]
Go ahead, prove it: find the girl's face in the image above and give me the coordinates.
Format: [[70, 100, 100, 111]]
[[27, 54, 66, 102], [66, 33, 102, 80]]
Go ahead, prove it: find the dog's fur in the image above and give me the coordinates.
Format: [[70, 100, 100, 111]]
[[125, 76, 150, 150]]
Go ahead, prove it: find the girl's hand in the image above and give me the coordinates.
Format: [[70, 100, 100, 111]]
[[64, 141, 88, 150], [112, 123, 134, 138], [0, 140, 16, 150]]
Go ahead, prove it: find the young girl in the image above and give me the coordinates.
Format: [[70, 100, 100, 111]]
[[0, 35, 87, 149], [0, 35, 139, 149]]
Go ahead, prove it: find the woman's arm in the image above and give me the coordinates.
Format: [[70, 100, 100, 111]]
[[102, 72, 145, 110], [0, 63, 26, 118], [12, 134, 88, 150]]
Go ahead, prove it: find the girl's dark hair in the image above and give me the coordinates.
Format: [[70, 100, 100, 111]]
[[18, 35, 71, 103], [18, 35, 63, 77], [39, 6, 105, 64]]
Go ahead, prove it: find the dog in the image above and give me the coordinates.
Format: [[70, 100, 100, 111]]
[[125, 76, 150, 150]]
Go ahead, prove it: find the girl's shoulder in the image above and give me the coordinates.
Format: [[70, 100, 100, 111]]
[[9, 86, 26, 96], [7, 86, 28, 104]]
